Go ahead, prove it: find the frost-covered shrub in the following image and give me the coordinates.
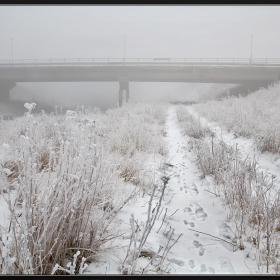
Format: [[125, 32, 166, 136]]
[[101, 102, 168, 185], [0, 101, 168, 274], [0, 115, 127, 274], [188, 137, 237, 182], [0, 230, 16, 274], [51, 250, 88, 275], [176, 105, 211, 139], [178, 110, 280, 273], [192, 81, 280, 154]]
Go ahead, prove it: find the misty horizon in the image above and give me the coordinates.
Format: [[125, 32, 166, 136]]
[[1, 5, 280, 115]]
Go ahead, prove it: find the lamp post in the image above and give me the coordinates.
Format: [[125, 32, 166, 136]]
[[250, 35, 253, 64], [11, 38, 13, 62], [124, 35, 126, 65]]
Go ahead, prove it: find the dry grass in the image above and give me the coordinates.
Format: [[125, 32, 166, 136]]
[[192, 82, 280, 155], [176, 105, 212, 139], [0, 102, 168, 274], [176, 104, 280, 274]]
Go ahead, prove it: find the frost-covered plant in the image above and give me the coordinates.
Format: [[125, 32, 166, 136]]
[[192, 81, 280, 154], [102, 102, 168, 187], [177, 109, 280, 273], [0, 229, 16, 274], [51, 251, 88, 275], [121, 176, 180, 275], [0, 116, 128, 274], [187, 137, 237, 182], [24, 102, 36, 117], [176, 105, 211, 139], [0, 101, 168, 274]]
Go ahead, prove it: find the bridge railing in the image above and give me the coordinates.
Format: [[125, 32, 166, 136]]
[[1, 58, 280, 67]]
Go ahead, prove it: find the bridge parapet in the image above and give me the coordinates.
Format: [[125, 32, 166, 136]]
[[1, 58, 280, 67]]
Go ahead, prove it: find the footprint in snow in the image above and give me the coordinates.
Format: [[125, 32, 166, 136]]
[[168, 258, 185, 267], [200, 264, 207, 272], [193, 240, 205, 256], [184, 208, 195, 219], [183, 207, 192, 213], [199, 246, 205, 256], [184, 184, 199, 197], [188, 201, 208, 221], [215, 220, 232, 240], [208, 266, 215, 273], [218, 257, 235, 273], [193, 240, 201, 248], [188, 260, 195, 269], [215, 220, 237, 251], [183, 220, 195, 227]]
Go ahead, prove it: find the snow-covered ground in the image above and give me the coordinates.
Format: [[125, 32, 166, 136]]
[[188, 106, 280, 197], [84, 105, 265, 274], [1, 103, 279, 274]]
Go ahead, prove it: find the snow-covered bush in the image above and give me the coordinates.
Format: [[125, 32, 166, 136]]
[[176, 105, 211, 139], [176, 106, 280, 273], [0, 101, 168, 274], [0, 113, 127, 274], [101, 102, 168, 187], [192, 81, 280, 155], [51, 251, 88, 275]]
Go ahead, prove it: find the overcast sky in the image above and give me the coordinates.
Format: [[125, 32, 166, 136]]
[[1, 5, 280, 60]]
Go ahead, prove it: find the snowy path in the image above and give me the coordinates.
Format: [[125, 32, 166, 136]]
[[160, 105, 258, 274], [86, 104, 259, 275]]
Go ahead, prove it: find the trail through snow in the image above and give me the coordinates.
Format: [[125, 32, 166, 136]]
[[156, 105, 258, 274], [86, 105, 259, 274]]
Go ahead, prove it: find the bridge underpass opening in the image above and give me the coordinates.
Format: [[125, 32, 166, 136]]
[[1, 82, 119, 112], [0, 81, 229, 107], [0, 80, 277, 117]]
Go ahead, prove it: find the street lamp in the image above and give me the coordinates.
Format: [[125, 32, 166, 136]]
[[250, 35, 253, 63], [124, 35, 126, 64], [11, 38, 13, 62]]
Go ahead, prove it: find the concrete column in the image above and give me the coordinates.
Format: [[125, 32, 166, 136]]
[[119, 77, 129, 106], [0, 81, 16, 102], [119, 89, 123, 107], [126, 89, 129, 102]]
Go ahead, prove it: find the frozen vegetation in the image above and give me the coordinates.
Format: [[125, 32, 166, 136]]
[[0, 102, 168, 274], [192, 81, 280, 155], [0, 82, 280, 274]]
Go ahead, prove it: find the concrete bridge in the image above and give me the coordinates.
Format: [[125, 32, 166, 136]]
[[0, 58, 280, 106]]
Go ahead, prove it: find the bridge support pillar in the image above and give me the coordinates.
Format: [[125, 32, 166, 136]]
[[0, 81, 16, 102], [119, 77, 129, 106]]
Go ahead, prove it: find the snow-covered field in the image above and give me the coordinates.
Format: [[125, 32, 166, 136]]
[[0, 83, 280, 275], [85, 105, 275, 275]]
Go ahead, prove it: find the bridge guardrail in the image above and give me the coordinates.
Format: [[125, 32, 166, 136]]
[[0, 58, 280, 67]]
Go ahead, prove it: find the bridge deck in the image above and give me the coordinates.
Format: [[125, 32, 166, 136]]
[[0, 58, 279, 85], [1, 58, 280, 67]]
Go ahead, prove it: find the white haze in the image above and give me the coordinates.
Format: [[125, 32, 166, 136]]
[[1, 5, 280, 110]]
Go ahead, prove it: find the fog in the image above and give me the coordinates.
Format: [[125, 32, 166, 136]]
[[9, 82, 234, 110], [1, 5, 280, 114]]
